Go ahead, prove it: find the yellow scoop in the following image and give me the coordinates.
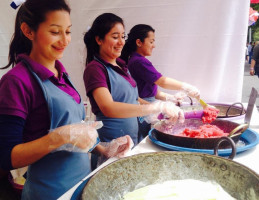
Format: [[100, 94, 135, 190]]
[[199, 99, 215, 109], [199, 99, 208, 109]]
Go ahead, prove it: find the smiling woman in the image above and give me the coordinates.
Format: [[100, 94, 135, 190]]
[[21, 10, 72, 76], [0, 1, 89, 199], [119, 24, 201, 141], [83, 13, 185, 169], [0, 1, 133, 200]]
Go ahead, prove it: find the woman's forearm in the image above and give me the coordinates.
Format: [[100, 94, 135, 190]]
[[93, 87, 160, 118], [11, 133, 64, 168], [98, 101, 154, 118], [155, 76, 183, 90], [138, 97, 150, 105], [155, 90, 167, 101]]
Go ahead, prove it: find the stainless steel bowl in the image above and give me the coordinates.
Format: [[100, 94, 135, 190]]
[[81, 152, 259, 200]]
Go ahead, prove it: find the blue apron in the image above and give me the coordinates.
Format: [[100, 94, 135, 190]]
[[94, 57, 139, 145], [138, 96, 156, 142], [142, 96, 156, 103], [21, 61, 91, 200]]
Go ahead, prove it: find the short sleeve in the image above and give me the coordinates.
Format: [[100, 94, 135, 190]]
[[83, 62, 109, 96], [0, 75, 30, 119], [133, 59, 162, 84]]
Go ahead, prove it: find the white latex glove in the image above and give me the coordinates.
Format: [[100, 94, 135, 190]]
[[101, 135, 134, 158], [50, 121, 101, 152], [144, 101, 185, 124], [165, 92, 187, 104], [181, 82, 200, 99]]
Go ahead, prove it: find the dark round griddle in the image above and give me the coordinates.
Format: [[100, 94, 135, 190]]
[[152, 119, 248, 149]]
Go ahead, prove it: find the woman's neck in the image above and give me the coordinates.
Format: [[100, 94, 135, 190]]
[[99, 55, 117, 66], [29, 53, 58, 77], [136, 49, 146, 57]]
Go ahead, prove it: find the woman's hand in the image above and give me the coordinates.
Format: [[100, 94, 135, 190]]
[[250, 68, 255, 76], [158, 101, 185, 124], [165, 92, 187, 104], [50, 121, 99, 152], [181, 83, 200, 99], [101, 135, 134, 158], [144, 101, 185, 124]]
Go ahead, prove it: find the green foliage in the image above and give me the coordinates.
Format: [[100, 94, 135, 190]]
[[253, 29, 259, 41], [250, 4, 259, 41]]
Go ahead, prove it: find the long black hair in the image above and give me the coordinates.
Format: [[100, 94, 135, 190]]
[[83, 13, 124, 65], [1, 0, 71, 69], [120, 24, 155, 63]]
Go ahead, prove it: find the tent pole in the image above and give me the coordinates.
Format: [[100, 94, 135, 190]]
[[249, 27, 252, 42]]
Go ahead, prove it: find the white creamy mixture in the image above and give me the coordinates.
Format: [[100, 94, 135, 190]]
[[123, 179, 236, 200]]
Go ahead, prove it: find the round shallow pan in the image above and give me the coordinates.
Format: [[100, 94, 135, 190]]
[[181, 102, 246, 119], [153, 119, 248, 149], [81, 152, 259, 200]]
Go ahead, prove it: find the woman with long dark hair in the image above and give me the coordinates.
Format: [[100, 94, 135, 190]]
[[121, 24, 200, 103], [0, 1, 132, 199], [83, 13, 185, 168]]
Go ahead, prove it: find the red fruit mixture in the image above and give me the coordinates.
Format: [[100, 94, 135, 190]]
[[202, 107, 220, 123], [178, 124, 228, 138]]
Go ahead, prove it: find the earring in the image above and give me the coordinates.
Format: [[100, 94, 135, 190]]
[[27, 32, 33, 40]]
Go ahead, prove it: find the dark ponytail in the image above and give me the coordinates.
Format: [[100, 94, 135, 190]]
[[83, 28, 99, 65], [121, 24, 155, 63], [1, 0, 70, 69], [83, 13, 124, 65]]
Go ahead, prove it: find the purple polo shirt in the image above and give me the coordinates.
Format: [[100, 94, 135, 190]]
[[83, 56, 136, 114], [127, 52, 162, 98], [0, 54, 80, 142]]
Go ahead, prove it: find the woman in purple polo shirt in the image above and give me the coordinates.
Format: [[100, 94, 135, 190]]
[[0, 1, 132, 199], [83, 13, 185, 169], [120, 24, 201, 142], [121, 24, 200, 103]]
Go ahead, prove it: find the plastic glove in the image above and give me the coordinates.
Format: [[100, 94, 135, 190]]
[[101, 135, 134, 158], [181, 82, 200, 99], [50, 121, 102, 152], [165, 92, 187, 104], [153, 120, 174, 134], [144, 101, 185, 124]]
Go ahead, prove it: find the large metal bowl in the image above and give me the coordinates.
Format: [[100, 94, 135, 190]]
[[153, 119, 248, 149], [81, 152, 259, 200]]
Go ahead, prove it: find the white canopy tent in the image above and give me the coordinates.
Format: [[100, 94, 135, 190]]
[[0, 0, 250, 103]]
